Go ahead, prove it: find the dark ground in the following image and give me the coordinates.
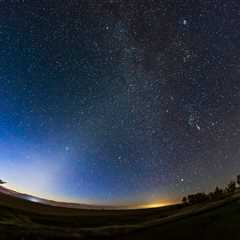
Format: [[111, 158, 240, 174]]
[[0, 191, 240, 239]]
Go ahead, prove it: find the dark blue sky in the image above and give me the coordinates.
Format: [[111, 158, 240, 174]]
[[0, 0, 240, 206]]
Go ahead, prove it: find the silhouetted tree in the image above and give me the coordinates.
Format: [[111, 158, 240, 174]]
[[208, 191, 215, 200], [237, 175, 240, 186], [187, 192, 209, 204], [212, 187, 224, 200], [208, 187, 224, 201], [182, 196, 187, 205], [0, 179, 6, 184], [226, 181, 236, 194], [181, 175, 240, 206]]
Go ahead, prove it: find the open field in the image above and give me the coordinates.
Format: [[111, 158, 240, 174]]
[[0, 190, 240, 239]]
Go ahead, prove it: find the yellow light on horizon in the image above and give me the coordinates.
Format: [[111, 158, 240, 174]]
[[135, 200, 176, 209], [3, 184, 178, 209]]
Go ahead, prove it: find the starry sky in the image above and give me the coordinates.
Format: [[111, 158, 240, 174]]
[[0, 0, 240, 206]]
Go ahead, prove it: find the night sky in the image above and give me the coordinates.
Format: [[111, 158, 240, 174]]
[[0, 0, 240, 206]]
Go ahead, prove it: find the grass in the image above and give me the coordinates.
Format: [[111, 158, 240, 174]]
[[119, 197, 240, 240], [0, 191, 240, 239]]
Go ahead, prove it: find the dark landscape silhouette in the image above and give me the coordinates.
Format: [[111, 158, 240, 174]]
[[0, 175, 240, 239]]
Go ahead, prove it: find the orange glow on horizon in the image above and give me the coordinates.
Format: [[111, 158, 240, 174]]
[[133, 199, 178, 209], [2, 184, 178, 209]]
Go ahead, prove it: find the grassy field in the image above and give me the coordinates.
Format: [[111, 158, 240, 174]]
[[0, 191, 240, 239]]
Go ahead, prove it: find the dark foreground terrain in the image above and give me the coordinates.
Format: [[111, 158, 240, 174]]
[[0, 190, 240, 239]]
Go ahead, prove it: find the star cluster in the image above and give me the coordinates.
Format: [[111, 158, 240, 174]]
[[0, 0, 240, 206]]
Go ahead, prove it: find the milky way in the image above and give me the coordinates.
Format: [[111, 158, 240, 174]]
[[0, 1, 240, 206]]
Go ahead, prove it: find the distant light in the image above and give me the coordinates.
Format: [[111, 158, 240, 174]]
[[26, 196, 40, 203], [183, 19, 188, 25], [139, 202, 169, 209]]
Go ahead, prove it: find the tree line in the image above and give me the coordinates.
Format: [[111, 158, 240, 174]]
[[182, 175, 240, 205]]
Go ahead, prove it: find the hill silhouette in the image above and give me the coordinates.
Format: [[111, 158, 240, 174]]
[[0, 185, 240, 239]]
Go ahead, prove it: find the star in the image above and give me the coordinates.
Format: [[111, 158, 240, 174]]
[[0, 1, 239, 206], [183, 19, 188, 25], [65, 146, 70, 152], [196, 124, 201, 131]]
